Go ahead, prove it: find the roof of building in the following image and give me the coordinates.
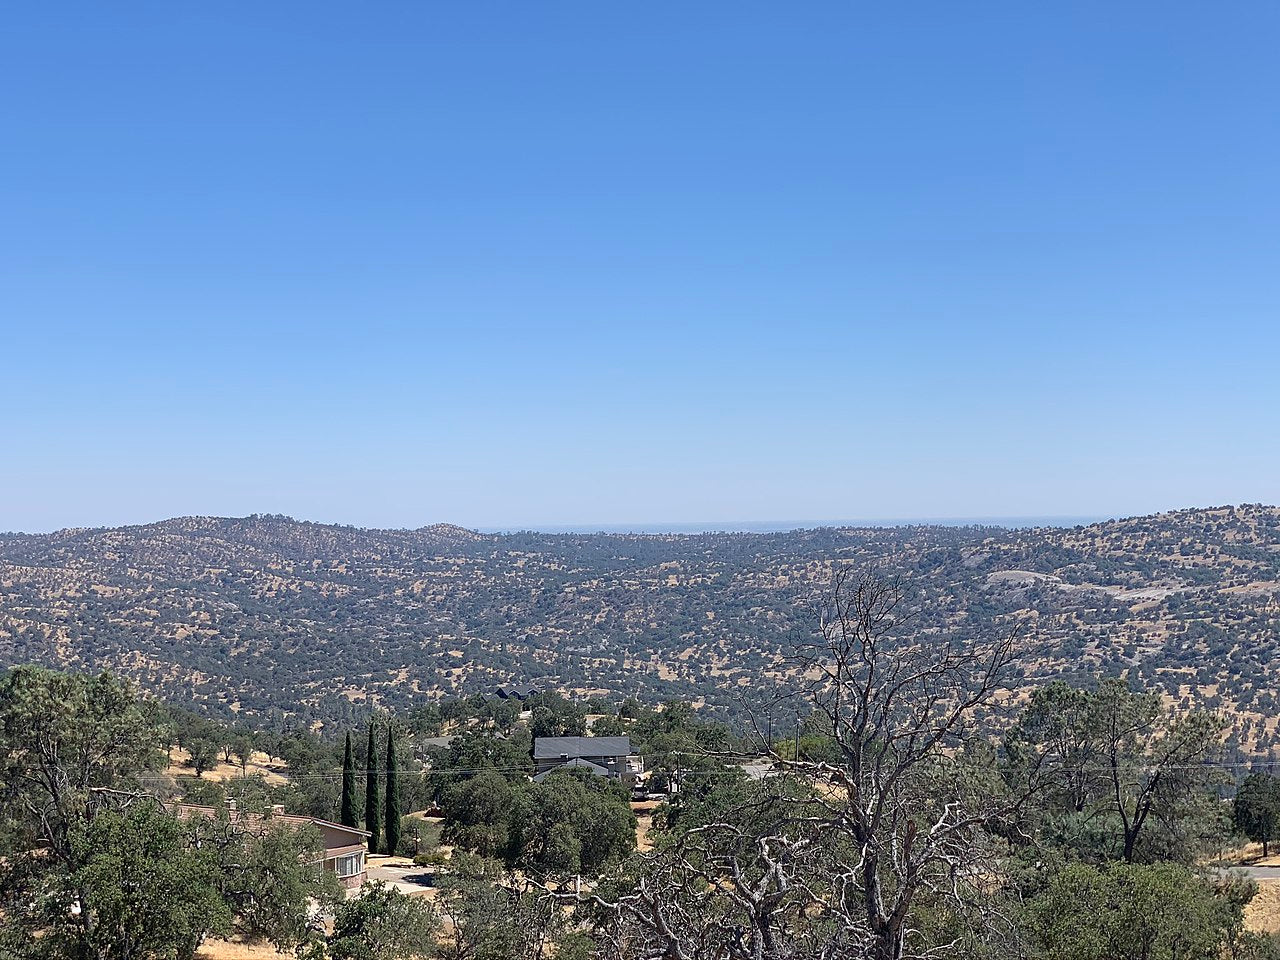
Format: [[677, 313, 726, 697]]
[[168, 803, 371, 843], [325, 842, 369, 858], [533, 757, 610, 781], [495, 687, 540, 700], [533, 736, 631, 760], [416, 736, 458, 749]]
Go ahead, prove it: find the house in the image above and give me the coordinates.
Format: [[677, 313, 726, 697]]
[[170, 800, 370, 889], [413, 734, 458, 763], [495, 687, 540, 701], [533, 736, 636, 785]]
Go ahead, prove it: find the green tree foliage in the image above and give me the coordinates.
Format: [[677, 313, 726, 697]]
[[590, 715, 626, 738], [0, 666, 160, 859], [586, 774, 831, 959], [425, 731, 532, 801], [1236, 933, 1280, 960], [441, 768, 635, 876], [365, 724, 382, 854], [1025, 862, 1250, 960], [327, 881, 437, 960], [224, 817, 343, 949], [7, 508, 1280, 742], [188, 737, 220, 778], [487, 698, 521, 735], [270, 730, 345, 821], [441, 770, 520, 860], [0, 669, 339, 960], [434, 854, 579, 960], [223, 773, 275, 814], [659, 764, 754, 835], [1089, 679, 1227, 863], [181, 778, 229, 808], [42, 802, 229, 960], [1236, 772, 1280, 856], [407, 702, 443, 738], [230, 730, 256, 774], [524, 770, 636, 876], [627, 699, 732, 794], [1007, 678, 1226, 863], [385, 727, 401, 856], [341, 732, 358, 829], [1004, 681, 1099, 813], [527, 692, 587, 739]]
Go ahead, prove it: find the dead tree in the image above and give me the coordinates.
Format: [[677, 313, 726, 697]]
[[587, 569, 1041, 960], [782, 568, 1035, 959]]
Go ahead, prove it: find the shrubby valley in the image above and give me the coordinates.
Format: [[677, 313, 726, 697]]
[[2, 505, 1280, 757], [5, 567, 1280, 959]]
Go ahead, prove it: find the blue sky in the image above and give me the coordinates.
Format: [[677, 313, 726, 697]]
[[3, 3, 1278, 533]]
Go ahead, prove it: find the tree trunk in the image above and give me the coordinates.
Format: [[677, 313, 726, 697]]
[[872, 925, 906, 960], [1123, 825, 1139, 863]]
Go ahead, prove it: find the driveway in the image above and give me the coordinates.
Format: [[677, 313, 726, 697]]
[[1229, 865, 1280, 880], [364, 856, 442, 896]]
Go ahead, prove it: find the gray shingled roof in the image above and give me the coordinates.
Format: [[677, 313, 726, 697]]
[[533, 736, 631, 760], [533, 757, 610, 781], [416, 736, 458, 749]]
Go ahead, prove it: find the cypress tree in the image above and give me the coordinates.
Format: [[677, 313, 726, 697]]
[[340, 731, 357, 828], [365, 724, 381, 854], [385, 726, 401, 856]]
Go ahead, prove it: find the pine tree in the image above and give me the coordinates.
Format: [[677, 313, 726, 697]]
[[340, 731, 357, 828], [365, 724, 381, 854], [385, 726, 401, 856]]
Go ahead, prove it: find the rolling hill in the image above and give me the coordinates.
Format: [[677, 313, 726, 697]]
[[2, 506, 1278, 754]]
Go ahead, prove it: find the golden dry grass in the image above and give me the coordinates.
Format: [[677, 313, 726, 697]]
[[632, 800, 659, 853], [1246, 880, 1280, 934], [198, 938, 290, 960], [1221, 842, 1280, 868], [166, 748, 289, 786]]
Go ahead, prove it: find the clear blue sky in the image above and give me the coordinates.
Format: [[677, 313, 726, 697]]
[[3, 3, 1278, 533]]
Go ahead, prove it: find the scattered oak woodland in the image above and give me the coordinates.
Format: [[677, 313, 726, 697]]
[[8, 572, 1280, 960], [1, 504, 1278, 755]]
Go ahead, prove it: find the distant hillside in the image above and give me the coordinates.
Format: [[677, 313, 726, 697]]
[[2, 506, 1278, 754]]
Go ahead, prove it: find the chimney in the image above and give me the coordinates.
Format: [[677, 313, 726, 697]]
[[226, 798, 237, 817], [271, 804, 285, 816]]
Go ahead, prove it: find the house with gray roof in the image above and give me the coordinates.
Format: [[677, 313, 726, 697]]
[[533, 736, 635, 785]]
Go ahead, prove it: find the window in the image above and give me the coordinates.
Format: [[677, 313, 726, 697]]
[[334, 852, 363, 878]]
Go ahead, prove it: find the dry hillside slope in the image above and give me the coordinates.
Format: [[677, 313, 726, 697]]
[[1, 506, 1278, 753]]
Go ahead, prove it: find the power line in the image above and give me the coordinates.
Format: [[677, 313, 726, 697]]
[[132, 756, 1280, 783]]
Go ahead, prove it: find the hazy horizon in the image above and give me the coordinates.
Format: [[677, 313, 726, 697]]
[[21, 505, 1280, 538], [476, 514, 1113, 535]]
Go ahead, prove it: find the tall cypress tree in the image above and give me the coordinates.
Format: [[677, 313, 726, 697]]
[[365, 724, 381, 854], [384, 726, 401, 856], [340, 731, 357, 828]]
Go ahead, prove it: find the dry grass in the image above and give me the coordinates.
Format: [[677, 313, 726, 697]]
[[1246, 881, 1280, 934], [1221, 841, 1280, 868], [166, 748, 289, 786], [198, 939, 290, 960], [632, 800, 659, 853]]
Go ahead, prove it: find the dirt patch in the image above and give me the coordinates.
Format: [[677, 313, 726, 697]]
[[632, 800, 659, 853]]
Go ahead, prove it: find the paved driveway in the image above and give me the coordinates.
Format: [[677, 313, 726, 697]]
[[364, 857, 441, 896], [1228, 865, 1280, 880]]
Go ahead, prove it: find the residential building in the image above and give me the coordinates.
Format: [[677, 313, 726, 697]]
[[532, 736, 636, 785], [170, 800, 370, 889]]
